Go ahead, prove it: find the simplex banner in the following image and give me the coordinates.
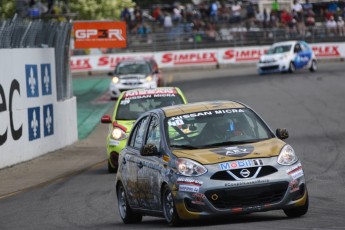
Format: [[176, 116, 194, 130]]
[[70, 42, 345, 73]]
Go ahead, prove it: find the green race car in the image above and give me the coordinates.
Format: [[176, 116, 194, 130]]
[[101, 87, 187, 173]]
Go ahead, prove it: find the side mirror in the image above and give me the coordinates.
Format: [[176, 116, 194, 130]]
[[108, 72, 114, 76], [101, 115, 112, 123], [153, 69, 160, 74], [141, 144, 160, 156], [276, 128, 289, 140]]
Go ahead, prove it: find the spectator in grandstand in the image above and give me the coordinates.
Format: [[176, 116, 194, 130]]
[[163, 13, 173, 32], [270, 10, 279, 28], [292, 0, 305, 35], [271, 0, 279, 13], [219, 2, 231, 23], [326, 15, 338, 36], [136, 22, 152, 43], [173, 2, 183, 23], [209, 0, 218, 23], [305, 9, 315, 36], [303, 0, 313, 17], [246, 1, 255, 26], [281, 9, 296, 37], [134, 5, 143, 23], [152, 6, 163, 25], [230, 1, 242, 23], [205, 23, 218, 41], [328, 2, 339, 14], [337, 16, 345, 36], [120, 7, 131, 25]]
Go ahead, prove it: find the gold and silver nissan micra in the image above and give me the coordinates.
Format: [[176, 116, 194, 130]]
[[115, 101, 308, 226]]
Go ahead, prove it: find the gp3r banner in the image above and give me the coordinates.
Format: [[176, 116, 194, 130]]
[[73, 21, 127, 49]]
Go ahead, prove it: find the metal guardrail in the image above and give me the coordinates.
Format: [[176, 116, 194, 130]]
[[0, 17, 72, 101]]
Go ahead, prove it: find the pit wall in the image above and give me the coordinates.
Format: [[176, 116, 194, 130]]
[[70, 42, 345, 73], [0, 48, 78, 169]]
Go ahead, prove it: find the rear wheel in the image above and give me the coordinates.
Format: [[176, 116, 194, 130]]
[[162, 184, 181, 226], [283, 192, 309, 217], [309, 60, 317, 72], [289, 62, 295, 73], [117, 183, 142, 224]]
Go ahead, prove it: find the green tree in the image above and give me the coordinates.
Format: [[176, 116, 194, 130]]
[[0, 0, 15, 19], [69, 0, 136, 20]]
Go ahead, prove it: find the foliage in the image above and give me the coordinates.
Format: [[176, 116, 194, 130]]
[[0, 0, 15, 19], [69, 0, 136, 20]]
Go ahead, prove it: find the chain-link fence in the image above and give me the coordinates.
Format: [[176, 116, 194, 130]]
[[0, 16, 72, 101]]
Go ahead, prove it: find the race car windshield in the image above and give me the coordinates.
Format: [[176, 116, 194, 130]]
[[267, 45, 292, 54], [116, 95, 184, 120], [166, 108, 274, 148], [115, 63, 151, 75]]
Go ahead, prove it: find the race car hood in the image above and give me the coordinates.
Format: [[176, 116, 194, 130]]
[[116, 120, 136, 133], [171, 138, 286, 165], [119, 74, 147, 79]]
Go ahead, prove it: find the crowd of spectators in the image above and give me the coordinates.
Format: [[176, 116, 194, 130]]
[[120, 0, 345, 44]]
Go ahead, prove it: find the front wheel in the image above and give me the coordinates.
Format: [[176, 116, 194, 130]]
[[117, 183, 142, 224], [289, 62, 295, 73], [283, 192, 309, 217], [309, 60, 317, 72], [162, 184, 181, 226]]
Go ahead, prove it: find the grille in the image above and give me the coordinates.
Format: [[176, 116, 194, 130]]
[[205, 182, 288, 209], [123, 82, 142, 86], [210, 166, 277, 181], [260, 65, 279, 71]]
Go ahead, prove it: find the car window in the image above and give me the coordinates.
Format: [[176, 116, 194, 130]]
[[116, 93, 185, 120], [300, 42, 310, 51], [294, 44, 302, 53], [129, 116, 150, 149], [267, 45, 291, 54], [115, 62, 151, 75], [145, 115, 161, 149], [166, 108, 274, 148]]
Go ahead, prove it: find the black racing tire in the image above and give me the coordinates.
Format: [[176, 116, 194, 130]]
[[117, 183, 143, 224], [108, 161, 118, 174], [289, 62, 295, 73], [162, 184, 181, 226], [283, 191, 309, 218], [309, 60, 317, 72]]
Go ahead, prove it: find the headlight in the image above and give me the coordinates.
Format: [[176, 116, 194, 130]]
[[112, 77, 119, 84], [176, 158, 207, 176], [111, 127, 127, 140], [277, 144, 298, 165], [145, 75, 153, 82]]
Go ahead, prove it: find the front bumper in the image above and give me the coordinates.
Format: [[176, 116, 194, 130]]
[[257, 60, 290, 74], [172, 160, 307, 220]]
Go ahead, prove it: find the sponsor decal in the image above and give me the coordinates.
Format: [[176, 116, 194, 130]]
[[170, 109, 244, 121], [41, 64, 52, 96], [124, 89, 177, 98], [312, 45, 340, 58], [219, 159, 263, 171], [74, 21, 127, 48], [43, 104, 54, 137], [25, 65, 39, 98], [223, 48, 266, 62], [286, 163, 304, 179], [212, 145, 254, 157], [290, 170, 304, 180], [97, 55, 154, 68], [289, 179, 300, 193], [179, 185, 200, 193], [109, 139, 120, 146], [231, 207, 243, 213], [191, 193, 206, 205], [225, 179, 269, 187], [161, 52, 217, 65], [28, 107, 41, 141], [176, 177, 203, 186]]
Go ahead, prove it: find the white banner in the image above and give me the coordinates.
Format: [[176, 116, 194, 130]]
[[70, 42, 345, 73], [0, 49, 78, 169]]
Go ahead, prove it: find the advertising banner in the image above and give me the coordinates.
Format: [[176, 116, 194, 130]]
[[73, 21, 127, 49]]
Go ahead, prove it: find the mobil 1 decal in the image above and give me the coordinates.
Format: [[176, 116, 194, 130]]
[[211, 145, 254, 157]]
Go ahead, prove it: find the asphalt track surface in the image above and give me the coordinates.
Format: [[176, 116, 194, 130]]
[[1, 61, 345, 229]]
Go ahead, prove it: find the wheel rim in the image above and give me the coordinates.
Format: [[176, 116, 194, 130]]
[[163, 190, 174, 222], [118, 186, 127, 219]]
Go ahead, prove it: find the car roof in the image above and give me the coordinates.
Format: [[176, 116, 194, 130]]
[[162, 100, 246, 117]]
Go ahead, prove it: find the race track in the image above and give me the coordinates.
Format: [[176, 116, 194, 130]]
[[0, 62, 345, 229]]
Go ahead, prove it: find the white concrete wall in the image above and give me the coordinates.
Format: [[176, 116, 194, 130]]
[[0, 48, 78, 169]]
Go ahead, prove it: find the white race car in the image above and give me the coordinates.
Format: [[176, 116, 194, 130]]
[[257, 41, 317, 74]]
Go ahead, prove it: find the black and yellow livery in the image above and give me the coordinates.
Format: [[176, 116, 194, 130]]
[[115, 101, 308, 226]]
